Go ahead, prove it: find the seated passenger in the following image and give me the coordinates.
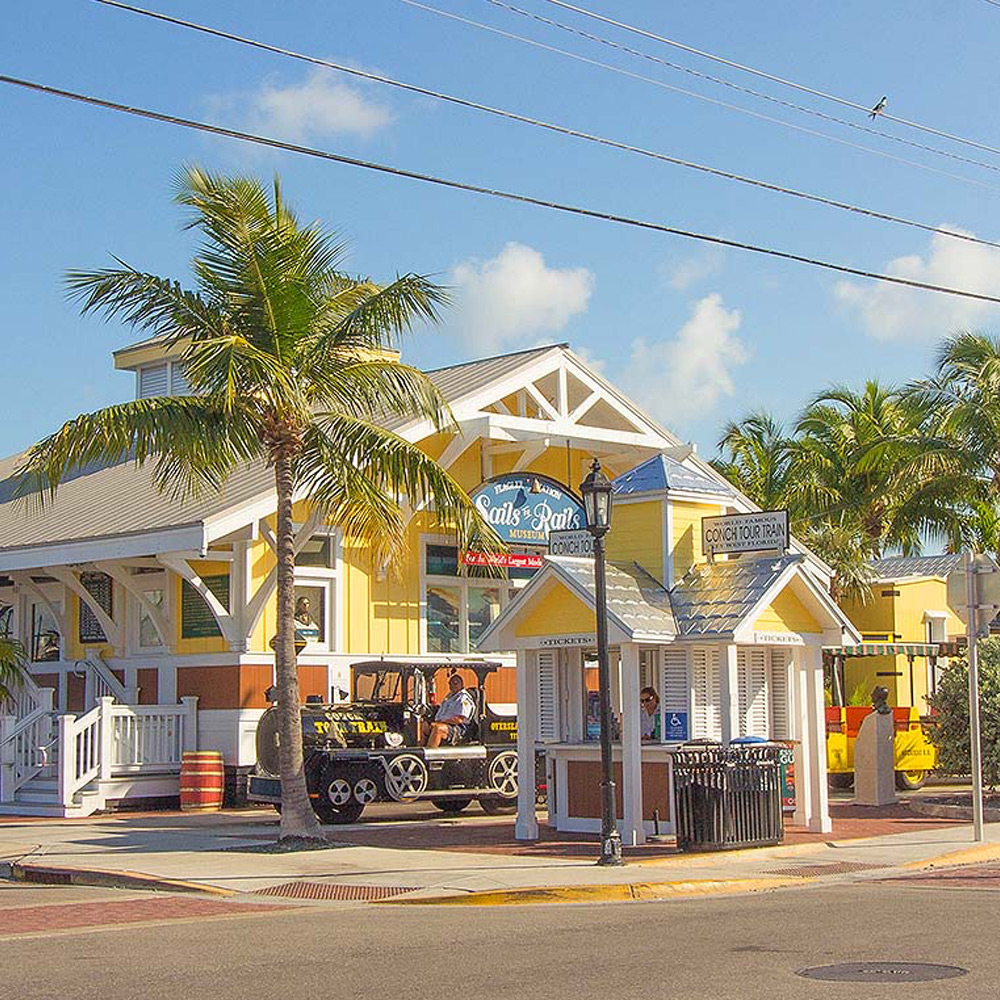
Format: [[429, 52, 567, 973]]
[[426, 673, 477, 747], [640, 686, 660, 741]]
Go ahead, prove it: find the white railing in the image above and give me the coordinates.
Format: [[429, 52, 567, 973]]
[[6, 671, 49, 723], [0, 685, 55, 801], [57, 696, 198, 808], [83, 655, 129, 706]]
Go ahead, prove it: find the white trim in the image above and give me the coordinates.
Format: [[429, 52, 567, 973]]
[[96, 563, 171, 653]]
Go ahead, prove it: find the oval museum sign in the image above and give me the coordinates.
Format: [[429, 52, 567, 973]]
[[470, 474, 585, 546]]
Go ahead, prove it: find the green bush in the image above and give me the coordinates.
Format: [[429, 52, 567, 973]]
[[927, 639, 1000, 790]]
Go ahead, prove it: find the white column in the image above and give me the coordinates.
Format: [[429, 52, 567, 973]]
[[620, 642, 645, 845], [58, 714, 74, 807], [792, 648, 812, 829], [181, 696, 199, 753], [98, 696, 114, 782], [160, 664, 178, 704], [803, 644, 831, 832], [515, 649, 539, 841], [721, 643, 739, 744], [0, 714, 14, 801]]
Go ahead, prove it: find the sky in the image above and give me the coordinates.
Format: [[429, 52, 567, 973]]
[[4, 0, 1000, 464]]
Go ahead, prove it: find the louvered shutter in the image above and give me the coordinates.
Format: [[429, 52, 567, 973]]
[[170, 362, 192, 396], [769, 648, 790, 739], [138, 363, 169, 398], [737, 648, 770, 737], [691, 646, 722, 740], [537, 650, 558, 741], [661, 647, 689, 712]]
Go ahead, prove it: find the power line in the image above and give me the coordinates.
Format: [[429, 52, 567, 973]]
[[400, 0, 1000, 194], [5, 72, 1000, 309], [87, 0, 1000, 252], [538, 0, 1000, 162], [481, 0, 1000, 180]]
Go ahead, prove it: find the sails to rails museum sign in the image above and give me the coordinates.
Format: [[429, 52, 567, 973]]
[[470, 474, 585, 546]]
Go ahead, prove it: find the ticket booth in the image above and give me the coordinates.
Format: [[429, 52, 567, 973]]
[[477, 552, 861, 843]]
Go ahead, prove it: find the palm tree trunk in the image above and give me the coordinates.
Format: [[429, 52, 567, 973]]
[[273, 450, 323, 839]]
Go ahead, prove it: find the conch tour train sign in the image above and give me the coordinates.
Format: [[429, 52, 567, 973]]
[[469, 474, 585, 546]]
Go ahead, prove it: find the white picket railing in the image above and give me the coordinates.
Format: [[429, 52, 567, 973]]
[[83, 655, 129, 706], [0, 684, 55, 801], [58, 697, 199, 808]]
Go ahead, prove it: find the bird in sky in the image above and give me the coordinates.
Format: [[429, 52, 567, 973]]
[[869, 95, 887, 120]]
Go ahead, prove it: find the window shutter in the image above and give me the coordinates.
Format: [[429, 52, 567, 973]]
[[691, 646, 722, 740], [661, 646, 689, 712], [538, 650, 558, 741], [138, 363, 169, 398], [737, 647, 770, 738], [170, 362, 191, 396], [769, 648, 790, 739]]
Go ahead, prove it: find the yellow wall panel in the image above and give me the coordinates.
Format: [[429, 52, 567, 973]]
[[606, 501, 663, 581], [671, 502, 722, 583], [753, 586, 822, 634], [515, 580, 595, 637]]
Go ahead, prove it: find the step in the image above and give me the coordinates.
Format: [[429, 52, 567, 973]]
[[14, 789, 61, 805]]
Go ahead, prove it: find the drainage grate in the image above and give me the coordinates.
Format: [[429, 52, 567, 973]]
[[252, 881, 418, 901], [762, 861, 889, 878], [797, 962, 968, 983]]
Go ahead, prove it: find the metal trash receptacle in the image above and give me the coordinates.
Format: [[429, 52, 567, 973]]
[[672, 742, 784, 851]]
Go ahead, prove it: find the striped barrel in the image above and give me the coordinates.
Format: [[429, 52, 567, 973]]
[[180, 751, 225, 812]]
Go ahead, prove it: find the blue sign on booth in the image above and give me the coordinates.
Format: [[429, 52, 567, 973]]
[[665, 712, 689, 741], [470, 474, 585, 546]]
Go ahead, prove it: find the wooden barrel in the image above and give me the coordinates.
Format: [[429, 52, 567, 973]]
[[180, 751, 224, 812]]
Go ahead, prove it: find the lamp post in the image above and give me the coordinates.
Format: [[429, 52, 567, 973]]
[[580, 458, 623, 866]]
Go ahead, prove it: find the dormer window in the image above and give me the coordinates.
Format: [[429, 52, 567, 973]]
[[137, 360, 190, 399]]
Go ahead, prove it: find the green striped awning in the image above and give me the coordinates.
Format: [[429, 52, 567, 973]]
[[823, 643, 940, 658]]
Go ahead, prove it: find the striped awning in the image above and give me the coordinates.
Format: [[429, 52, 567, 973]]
[[823, 643, 940, 658]]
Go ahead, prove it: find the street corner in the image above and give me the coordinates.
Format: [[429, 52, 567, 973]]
[[9, 862, 236, 898]]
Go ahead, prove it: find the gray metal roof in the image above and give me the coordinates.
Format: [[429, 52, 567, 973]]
[[423, 344, 564, 408], [548, 556, 677, 639], [613, 454, 735, 497], [870, 554, 964, 581], [669, 555, 801, 637]]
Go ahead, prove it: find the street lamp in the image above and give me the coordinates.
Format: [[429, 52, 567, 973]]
[[579, 458, 624, 867]]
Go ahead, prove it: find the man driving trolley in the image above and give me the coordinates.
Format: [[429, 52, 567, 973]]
[[426, 673, 477, 747]]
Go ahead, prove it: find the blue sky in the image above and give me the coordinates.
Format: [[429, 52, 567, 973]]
[[4, 0, 1000, 463]]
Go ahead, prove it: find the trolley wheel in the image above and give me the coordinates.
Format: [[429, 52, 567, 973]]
[[479, 796, 517, 815], [895, 769, 928, 791], [828, 772, 855, 791], [431, 798, 472, 813], [313, 769, 366, 824]]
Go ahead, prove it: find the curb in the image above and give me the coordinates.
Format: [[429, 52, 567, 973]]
[[374, 877, 804, 907], [900, 841, 1000, 871], [1, 861, 235, 897]]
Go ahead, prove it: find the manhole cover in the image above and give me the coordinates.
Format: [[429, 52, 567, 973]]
[[252, 881, 418, 901], [797, 962, 968, 982], [764, 861, 889, 878]]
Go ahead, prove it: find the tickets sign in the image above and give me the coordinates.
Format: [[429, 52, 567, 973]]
[[471, 474, 585, 546]]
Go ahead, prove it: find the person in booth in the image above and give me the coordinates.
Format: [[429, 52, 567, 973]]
[[426, 672, 477, 747], [640, 686, 661, 741]]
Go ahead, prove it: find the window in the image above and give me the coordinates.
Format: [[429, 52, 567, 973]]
[[31, 602, 61, 662], [137, 360, 192, 399], [78, 572, 113, 645], [422, 541, 536, 653], [294, 583, 327, 646], [0, 605, 12, 638], [181, 575, 230, 639], [138, 588, 165, 649], [296, 533, 335, 569]]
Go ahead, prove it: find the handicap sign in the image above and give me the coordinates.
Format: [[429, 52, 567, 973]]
[[665, 711, 688, 741]]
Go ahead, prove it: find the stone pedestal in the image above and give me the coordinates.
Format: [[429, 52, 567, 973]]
[[854, 712, 897, 806]]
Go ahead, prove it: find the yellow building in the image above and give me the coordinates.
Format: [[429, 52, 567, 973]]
[[838, 554, 970, 709], [0, 339, 856, 825]]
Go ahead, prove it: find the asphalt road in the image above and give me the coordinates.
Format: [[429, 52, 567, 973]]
[[3, 877, 997, 1000]]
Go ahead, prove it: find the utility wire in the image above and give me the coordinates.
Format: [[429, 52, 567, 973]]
[[88, 0, 1000, 251], [400, 0, 1000, 194], [482, 0, 1000, 179], [5, 73, 1000, 308], [538, 0, 1000, 162]]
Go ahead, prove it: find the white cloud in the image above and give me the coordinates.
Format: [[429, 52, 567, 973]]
[[661, 248, 725, 291], [836, 226, 1000, 341], [210, 68, 392, 143], [619, 294, 749, 422], [448, 243, 594, 353]]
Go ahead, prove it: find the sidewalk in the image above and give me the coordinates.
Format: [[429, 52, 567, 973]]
[[1, 801, 997, 905]]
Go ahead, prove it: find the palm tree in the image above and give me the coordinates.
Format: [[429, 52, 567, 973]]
[[711, 410, 792, 511], [911, 332, 1000, 557], [17, 167, 498, 840], [0, 637, 27, 706], [791, 381, 975, 558]]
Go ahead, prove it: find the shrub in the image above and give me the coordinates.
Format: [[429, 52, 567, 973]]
[[927, 639, 1000, 790]]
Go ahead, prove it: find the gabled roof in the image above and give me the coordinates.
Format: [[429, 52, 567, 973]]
[[670, 555, 801, 637], [612, 453, 736, 498], [870, 553, 964, 581]]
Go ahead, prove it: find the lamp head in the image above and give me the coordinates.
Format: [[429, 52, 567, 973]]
[[579, 458, 613, 537]]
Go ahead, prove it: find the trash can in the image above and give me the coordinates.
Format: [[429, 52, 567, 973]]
[[672, 741, 783, 851]]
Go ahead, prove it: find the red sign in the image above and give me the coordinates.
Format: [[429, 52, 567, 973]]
[[462, 552, 545, 569]]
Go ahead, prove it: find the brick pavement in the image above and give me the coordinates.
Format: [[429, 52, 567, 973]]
[[0, 895, 296, 937], [885, 862, 1000, 890]]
